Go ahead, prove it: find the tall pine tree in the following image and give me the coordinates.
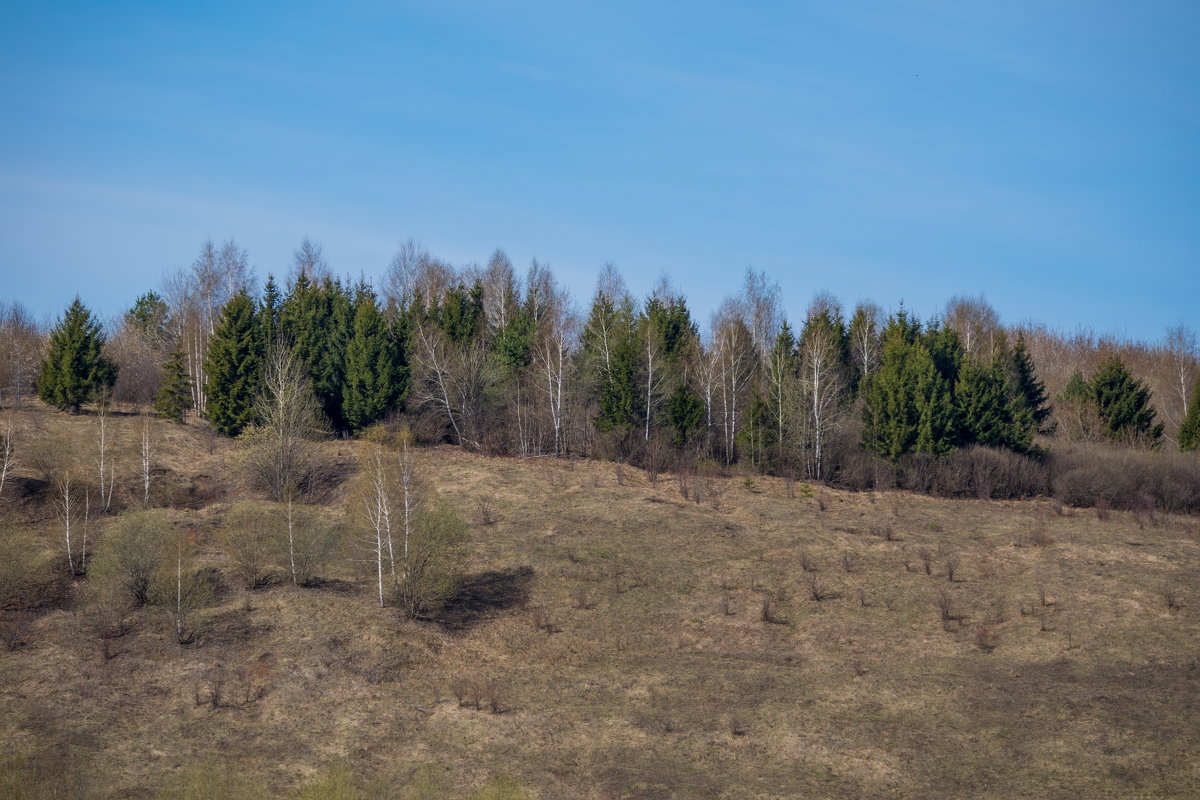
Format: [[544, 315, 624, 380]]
[[204, 292, 263, 436], [37, 297, 118, 413]]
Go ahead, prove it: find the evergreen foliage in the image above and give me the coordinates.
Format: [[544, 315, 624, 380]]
[[259, 275, 281, 349], [343, 288, 406, 432], [666, 383, 703, 446], [582, 291, 639, 433], [435, 282, 485, 346], [204, 292, 263, 436], [37, 297, 118, 413], [1179, 378, 1200, 451], [955, 356, 1034, 451], [279, 275, 354, 431], [493, 306, 535, 374], [1091, 355, 1164, 444], [154, 342, 193, 422], [1007, 335, 1050, 430], [125, 291, 170, 344], [861, 313, 956, 459]]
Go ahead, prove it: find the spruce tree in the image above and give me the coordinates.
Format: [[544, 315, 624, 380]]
[[204, 292, 263, 436], [1179, 378, 1200, 451], [260, 274, 281, 349], [493, 306, 535, 374], [155, 342, 193, 422], [1091, 355, 1164, 445], [581, 289, 639, 434], [343, 288, 404, 432], [956, 357, 1024, 449], [37, 297, 118, 413], [280, 276, 354, 431], [666, 383, 703, 446], [861, 313, 955, 459], [1007, 335, 1050, 431]]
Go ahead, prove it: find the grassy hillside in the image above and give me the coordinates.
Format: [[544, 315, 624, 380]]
[[1, 406, 1198, 798]]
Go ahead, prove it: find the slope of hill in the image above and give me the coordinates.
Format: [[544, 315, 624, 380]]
[[1, 407, 1198, 798]]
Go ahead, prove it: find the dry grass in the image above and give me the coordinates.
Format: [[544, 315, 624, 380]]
[[1, 405, 1199, 798]]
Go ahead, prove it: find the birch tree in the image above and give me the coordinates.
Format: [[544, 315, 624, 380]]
[[55, 471, 91, 576], [139, 414, 153, 506], [848, 301, 883, 391], [0, 301, 42, 408], [96, 397, 116, 511], [396, 498, 469, 620], [710, 304, 755, 464], [799, 303, 848, 480], [356, 435, 400, 606], [243, 343, 326, 501], [0, 414, 13, 501], [411, 323, 491, 449]]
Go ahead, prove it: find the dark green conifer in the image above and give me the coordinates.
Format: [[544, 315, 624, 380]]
[[260, 275, 281, 349], [956, 357, 1020, 449], [37, 297, 118, 413], [861, 313, 955, 459], [1091, 356, 1164, 444], [1007, 335, 1050, 431], [204, 292, 262, 436], [1178, 379, 1200, 451], [666, 383, 703, 446], [154, 342, 193, 422], [343, 288, 405, 432]]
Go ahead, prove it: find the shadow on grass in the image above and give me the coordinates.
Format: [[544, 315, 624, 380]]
[[435, 565, 534, 630]]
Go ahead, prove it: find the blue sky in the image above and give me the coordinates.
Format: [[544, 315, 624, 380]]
[[2, 1, 1197, 341]]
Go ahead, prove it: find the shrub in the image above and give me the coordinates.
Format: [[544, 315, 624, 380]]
[[395, 498, 471, 620], [88, 510, 173, 605], [1049, 442, 1200, 514], [0, 527, 63, 613], [224, 504, 276, 589]]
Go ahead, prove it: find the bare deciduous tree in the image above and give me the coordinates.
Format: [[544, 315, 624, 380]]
[[396, 497, 470, 619], [356, 435, 400, 606], [96, 397, 116, 511], [290, 237, 329, 287], [481, 249, 518, 336], [150, 531, 213, 645], [55, 470, 92, 576], [161, 239, 253, 416], [710, 303, 755, 464], [411, 324, 491, 449], [0, 300, 43, 408], [945, 294, 1001, 361], [739, 269, 783, 359], [242, 344, 326, 501], [799, 299, 848, 480], [0, 413, 13, 501], [139, 414, 153, 506], [848, 301, 883, 384]]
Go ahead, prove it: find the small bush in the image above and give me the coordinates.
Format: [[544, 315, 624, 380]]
[[807, 575, 838, 602], [760, 598, 787, 624], [1029, 528, 1055, 547], [975, 625, 998, 652], [944, 554, 960, 582]]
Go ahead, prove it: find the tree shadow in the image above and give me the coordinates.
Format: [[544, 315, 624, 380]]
[[434, 565, 535, 630]]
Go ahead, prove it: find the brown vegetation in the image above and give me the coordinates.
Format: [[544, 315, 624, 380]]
[[0, 404, 1197, 798]]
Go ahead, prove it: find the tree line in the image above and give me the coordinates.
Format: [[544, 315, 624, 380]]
[[16, 237, 1200, 473]]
